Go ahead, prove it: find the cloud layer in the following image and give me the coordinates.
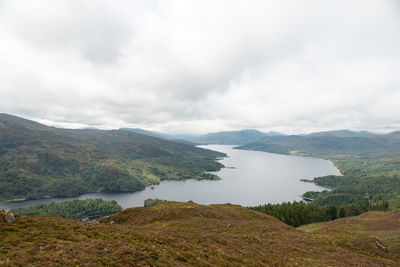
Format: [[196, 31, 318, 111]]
[[1, 0, 399, 134]]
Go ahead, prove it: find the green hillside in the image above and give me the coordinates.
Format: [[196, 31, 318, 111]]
[[0, 114, 225, 202], [11, 199, 122, 219], [238, 132, 400, 158]]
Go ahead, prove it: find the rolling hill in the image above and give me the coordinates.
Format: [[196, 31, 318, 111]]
[[238, 131, 400, 158], [299, 211, 400, 257], [0, 114, 225, 202], [119, 128, 171, 139], [1, 202, 398, 266], [308, 129, 374, 137], [120, 128, 199, 145]]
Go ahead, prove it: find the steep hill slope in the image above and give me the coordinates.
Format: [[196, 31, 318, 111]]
[[0, 114, 224, 202], [1, 202, 398, 266]]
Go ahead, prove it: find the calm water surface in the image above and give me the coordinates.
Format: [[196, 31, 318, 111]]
[[0, 145, 340, 209]]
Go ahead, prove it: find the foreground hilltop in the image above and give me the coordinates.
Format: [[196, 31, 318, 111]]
[[300, 211, 400, 257], [0, 113, 224, 202], [1, 202, 398, 266]]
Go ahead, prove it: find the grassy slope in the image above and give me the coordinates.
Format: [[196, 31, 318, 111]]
[[0, 114, 225, 201], [298, 211, 400, 259], [1, 202, 398, 266]]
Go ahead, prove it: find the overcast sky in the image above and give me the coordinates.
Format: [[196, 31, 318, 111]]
[[1, 0, 399, 134]]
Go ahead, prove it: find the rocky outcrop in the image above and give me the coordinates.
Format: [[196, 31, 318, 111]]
[[375, 239, 389, 254], [1, 210, 15, 223]]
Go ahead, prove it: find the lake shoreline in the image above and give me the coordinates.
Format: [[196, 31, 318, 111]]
[[0, 180, 206, 209], [0, 170, 225, 206], [235, 145, 342, 204], [234, 146, 343, 177], [0, 145, 339, 210]]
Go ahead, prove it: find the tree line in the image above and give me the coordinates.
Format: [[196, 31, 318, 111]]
[[144, 198, 169, 207], [12, 199, 122, 219], [249, 200, 389, 227]]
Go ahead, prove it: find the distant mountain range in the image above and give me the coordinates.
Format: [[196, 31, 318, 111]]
[[119, 128, 384, 147], [119, 128, 172, 139], [307, 129, 375, 137], [193, 129, 284, 145], [120, 128, 200, 145], [120, 128, 286, 145], [0, 114, 224, 202], [238, 130, 400, 158]]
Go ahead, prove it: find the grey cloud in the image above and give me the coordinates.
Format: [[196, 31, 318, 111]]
[[2, 0, 135, 63], [0, 0, 399, 134]]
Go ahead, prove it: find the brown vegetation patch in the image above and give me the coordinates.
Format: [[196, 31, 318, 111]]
[[313, 211, 400, 257], [1, 204, 399, 266]]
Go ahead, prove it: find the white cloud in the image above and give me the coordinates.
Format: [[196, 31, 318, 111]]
[[0, 0, 399, 134]]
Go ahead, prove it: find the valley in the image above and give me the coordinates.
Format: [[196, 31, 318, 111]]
[[0, 144, 338, 210], [1, 115, 400, 265], [0, 114, 224, 202]]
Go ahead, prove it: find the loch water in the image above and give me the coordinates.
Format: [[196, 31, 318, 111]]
[[0, 145, 340, 209]]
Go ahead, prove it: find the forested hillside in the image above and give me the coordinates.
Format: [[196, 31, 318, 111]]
[[249, 200, 389, 227], [238, 131, 400, 158], [12, 199, 122, 219], [0, 114, 224, 202]]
